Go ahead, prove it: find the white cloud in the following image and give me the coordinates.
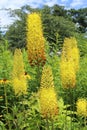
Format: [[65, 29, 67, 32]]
[[70, 0, 87, 8], [0, 10, 14, 32], [0, 0, 46, 9], [0, 0, 49, 29], [44, 0, 59, 7], [0, 0, 59, 28], [0, 0, 87, 30], [0, 0, 28, 9]]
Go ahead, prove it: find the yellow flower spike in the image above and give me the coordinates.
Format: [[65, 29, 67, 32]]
[[70, 47, 79, 72], [76, 98, 87, 117], [12, 49, 27, 96], [61, 37, 79, 72], [60, 37, 79, 88], [40, 65, 54, 88], [12, 49, 25, 78], [12, 77, 27, 96], [26, 12, 46, 66], [39, 65, 58, 118], [39, 87, 58, 118], [60, 60, 76, 89]]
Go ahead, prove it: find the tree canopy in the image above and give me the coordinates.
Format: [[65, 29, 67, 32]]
[[4, 4, 87, 50]]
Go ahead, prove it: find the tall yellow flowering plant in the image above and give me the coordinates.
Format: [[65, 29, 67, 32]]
[[26, 13, 46, 66], [60, 37, 79, 88], [61, 37, 79, 72], [12, 49, 27, 96], [39, 65, 58, 119], [60, 60, 76, 89], [39, 87, 58, 118]]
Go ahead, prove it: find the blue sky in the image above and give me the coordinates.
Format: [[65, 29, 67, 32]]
[[0, 0, 87, 30]]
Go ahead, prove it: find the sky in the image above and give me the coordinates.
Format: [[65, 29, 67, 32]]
[[0, 0, 87, 31]]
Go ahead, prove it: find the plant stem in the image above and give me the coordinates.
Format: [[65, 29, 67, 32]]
[[64, 90, 68, 130], [72, 89, 75, 130], [4, 84, 8, 114], [84, 116, 86, 127], [51, 118, 54, 130], [4, 84, 11, 130], [46, 116, 50, 130], [69, 88, 73, 130]]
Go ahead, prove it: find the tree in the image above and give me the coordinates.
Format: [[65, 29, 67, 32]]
[[5, 5, 77, 51], [52, 4, 67, 17], [41, 12, 76, 46], [69, 8, 87, 33], [5, 5, 41, 50], [5, 8, 27, 50]]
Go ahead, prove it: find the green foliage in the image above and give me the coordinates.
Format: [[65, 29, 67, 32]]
[[0, 121, 6, 130], [5, 4, 77, 51], [41, 9, 76, 49], [0, 37, 87, 129], [76, 55, 87, 98], [46, 52, 62, 94], [69, 8, 87, 32], [0, 40, 13, 79], [76, 34, 87, 57]]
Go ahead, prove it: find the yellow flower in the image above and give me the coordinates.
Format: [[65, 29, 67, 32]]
[[76, 98, 87, 117], [12, 77, 27, 96], [12, 49, 27, 96], [0, 79, 10, 84], [39, 65, 58, 118], [0, 80, 4, 84], [61, 37, 79, 72], [60, 37, 79, 88], [12, 49, 25, 78], [60, 60, 76, 88], [70, 47, 79, 72], [39, 87, 58, 118], [26, 12, 46, 66], [40, 65, 54, 88]]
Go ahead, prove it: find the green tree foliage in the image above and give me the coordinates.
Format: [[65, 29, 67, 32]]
[[5, 4, 87, 51], [5, 8, 27, 50], [0, 40, 12, 79], [51, 4, 67, 17], [5, 4, 76, 51], [76, 34, 87, 57], [5, 5, 41, 50], [41, 5, 76, 49], [68, 8, 87, 32]]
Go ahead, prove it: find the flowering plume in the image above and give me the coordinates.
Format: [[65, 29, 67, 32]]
[[61, 37, 79, 72], [12, 49, 27, 96], [60, 37, 79, 88], [60, 60, 76, 89], [26, 13, 46, 66], [39, 65, 58, 118], [39, 87, 58, 118], [76, 98, 87, 117]]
